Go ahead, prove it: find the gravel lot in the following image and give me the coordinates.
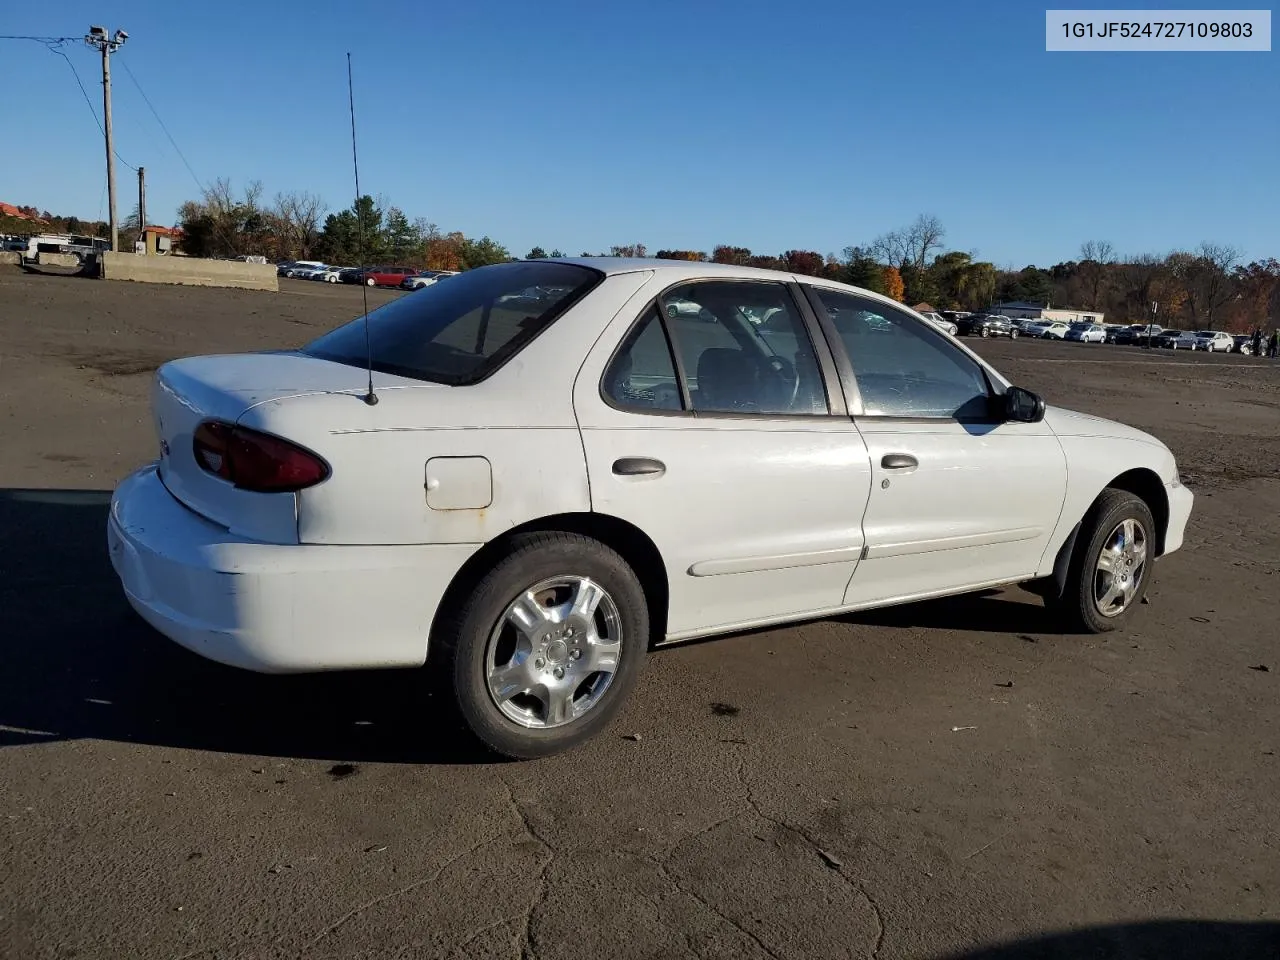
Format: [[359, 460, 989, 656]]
[[2, 269, 1278, 960]]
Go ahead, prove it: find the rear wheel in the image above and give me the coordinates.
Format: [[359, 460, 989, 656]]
[[1051, 488, 1155, 633], [366, 277, 376, 286], [435, 532, 648, 759], [981, 327, 991, 338], [1010, 329, 1019, 340]]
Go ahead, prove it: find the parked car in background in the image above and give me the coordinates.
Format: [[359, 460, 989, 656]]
[[1038, 322, 1071, 340], [918, 311, 958, 335], [338, 268, 362, 284], [401, 270, 459, 291], [1065, 322, 1106, 343], [356, 265, 417, 287], [276, 261, 298, 276], [1103, 324, 1128, 343], [957, 314, 1018, 338], [1232, 335, 1255, 355], [1154, 329, 1192, 349], [283, 260, 326, 279], [1191, 330, 1234, 353], [1115, 324, 1163, 345], [1011, 318, 1043, 334], [320, 266, 348, 283], [292, 264, 331, 281], [106, 257, 1193, 759]]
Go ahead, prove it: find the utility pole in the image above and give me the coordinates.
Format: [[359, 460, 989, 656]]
[[84, 26, 128, 252], [137, 166, 146, 255]]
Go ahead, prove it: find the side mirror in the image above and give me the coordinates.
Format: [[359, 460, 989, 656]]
[[1005, 385, 1046, 423]]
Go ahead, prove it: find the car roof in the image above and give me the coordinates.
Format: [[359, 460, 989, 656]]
[[546, 257, 910, 311]]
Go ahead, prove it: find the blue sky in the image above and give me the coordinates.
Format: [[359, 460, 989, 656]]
[[2, 0, 1276, 266]]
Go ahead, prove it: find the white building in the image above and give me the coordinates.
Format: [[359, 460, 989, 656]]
[[994, 301, 1105, 325]]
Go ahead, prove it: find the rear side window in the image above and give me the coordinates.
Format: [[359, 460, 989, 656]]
[[305, 262, 602, 385]]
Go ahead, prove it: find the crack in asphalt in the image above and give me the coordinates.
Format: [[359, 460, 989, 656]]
[[731, 752, 887, 959], [499, 776, 554, 960], [304, 829, 505, 950], [651, 855, 785, 960]]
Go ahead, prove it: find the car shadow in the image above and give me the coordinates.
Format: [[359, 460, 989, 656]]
[[935, 919, 1280, 960], [0, 488, 491, 765], [3, 487, 1081, 764], [839, 589, 1081, 637]]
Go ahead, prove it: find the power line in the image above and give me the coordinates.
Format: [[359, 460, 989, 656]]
[[0, 34, 81, 42], [117, 55, 203, 193], [12, 35, 140, 173]]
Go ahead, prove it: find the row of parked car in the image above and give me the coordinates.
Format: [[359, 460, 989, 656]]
[[276, 261, 458, 290], [918, 311, 1258, 354]]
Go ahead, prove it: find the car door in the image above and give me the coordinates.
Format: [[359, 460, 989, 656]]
[[573, 276, 873, 641], [800, 285, 1067, 607]]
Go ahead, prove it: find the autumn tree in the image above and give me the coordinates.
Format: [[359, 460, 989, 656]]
[[782, 250, 825, 276], [609, 243, 647, 258], [881, 266, 905, 302], [654, 249, 707, 261], [711, 245, 753, 265]]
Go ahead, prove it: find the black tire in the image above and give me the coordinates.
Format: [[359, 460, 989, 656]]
[[1052, 488, 1156, 634], [980, 326, 991, 338], [435, 532, 648, 759], [1009, 329, 1019, 340]]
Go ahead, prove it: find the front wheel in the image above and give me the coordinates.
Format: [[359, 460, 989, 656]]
[[1051, 489, 1156, 633], [980, 327, 991, 338], [1009, 329, 1019, 340], [435, 532, 649, 759]]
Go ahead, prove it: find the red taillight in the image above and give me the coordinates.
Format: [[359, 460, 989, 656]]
[[192, 420, 329, 492]]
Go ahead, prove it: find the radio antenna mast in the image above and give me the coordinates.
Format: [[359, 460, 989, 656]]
[[347, 52, 377, 405]]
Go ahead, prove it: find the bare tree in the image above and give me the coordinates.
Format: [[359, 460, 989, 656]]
[[869, 214, 946, 272], [1079, 240, 1116, 310], [1195, 242, 1240, 329], [272, 191, 327, 260]]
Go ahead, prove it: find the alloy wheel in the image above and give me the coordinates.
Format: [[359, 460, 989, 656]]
[[1093, 518, 1148, 617], [485, 576, 623, 729]]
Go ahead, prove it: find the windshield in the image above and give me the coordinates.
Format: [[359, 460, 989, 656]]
[[304, 261, 602, 385]]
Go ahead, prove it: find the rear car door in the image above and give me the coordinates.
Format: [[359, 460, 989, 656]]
[[801, 285, 1067, 606], [574, 276, 873, 641]]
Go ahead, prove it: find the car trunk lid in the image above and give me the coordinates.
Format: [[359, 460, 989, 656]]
[[151, 352, 411, 543]]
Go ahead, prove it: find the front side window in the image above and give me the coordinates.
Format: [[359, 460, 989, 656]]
[[661, 281, 829, 416], [810, 287, 993, 419], [305, 261, 601, 385]]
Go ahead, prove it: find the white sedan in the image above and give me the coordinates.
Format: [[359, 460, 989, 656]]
[[107, 259, 1193, 759], [401, 270, 459, 291]]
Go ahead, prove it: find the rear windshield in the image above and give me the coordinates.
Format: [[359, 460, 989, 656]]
[[304, 261, 602, 385]]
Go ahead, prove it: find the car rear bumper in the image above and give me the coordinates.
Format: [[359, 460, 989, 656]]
[[1163, 481, 1194, 556], [107, 465, 478, 674]]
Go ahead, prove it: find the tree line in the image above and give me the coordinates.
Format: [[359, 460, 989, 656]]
[[11, 183, 1277, 332]]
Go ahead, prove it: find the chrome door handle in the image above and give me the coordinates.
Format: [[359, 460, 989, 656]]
[[613, 457, 666, 477], [881, 453, 918, 470]]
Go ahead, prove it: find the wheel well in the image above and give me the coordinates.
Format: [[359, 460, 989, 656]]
[[429, 513, 670, 653], [1105, 468, 1169, 555]]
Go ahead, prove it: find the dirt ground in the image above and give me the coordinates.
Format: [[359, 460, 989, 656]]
[[1, 269, 1277, 960]]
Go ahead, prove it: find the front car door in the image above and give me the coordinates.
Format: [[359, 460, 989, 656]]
[[573, 275, 873, 641], [800, 284, 1068, 607]]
